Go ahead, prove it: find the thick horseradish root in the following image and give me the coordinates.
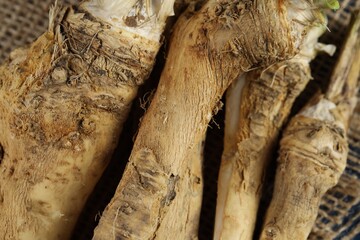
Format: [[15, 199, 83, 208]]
[[93, 1, 331, 239], [260, 10, 360, 240], [214, 23, 336, 240], [0, 0, 174, 239]]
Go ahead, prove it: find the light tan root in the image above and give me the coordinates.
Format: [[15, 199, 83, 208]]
[[92, 0, 330, 239], [0, 0, 174, 239], [214, 23, 334, 240], [260, 10, 360, 240]]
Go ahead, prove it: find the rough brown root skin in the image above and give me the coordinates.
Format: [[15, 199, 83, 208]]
[[214, 23, 333, 240], [93, 1, 327, 239], [153, 139, 205, 240], [260, 11, 360, 240], [214, 58, 312, 240], [260, 101, 348, 240], [0, 3, 164, 239]]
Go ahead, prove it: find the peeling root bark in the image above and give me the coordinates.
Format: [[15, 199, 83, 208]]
[[0, 1, 172, 239], [260, 10, 360, 240], [154, 139, 205, 240], [93, 0, 328, 239], [214, 24, 334, 240]]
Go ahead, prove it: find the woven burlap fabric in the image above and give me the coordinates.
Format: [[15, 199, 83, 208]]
[[0, 0, 78, 61], [0, 1, 359, 239]]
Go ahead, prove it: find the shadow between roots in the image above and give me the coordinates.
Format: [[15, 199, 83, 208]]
[[198, 98, 225, 240]]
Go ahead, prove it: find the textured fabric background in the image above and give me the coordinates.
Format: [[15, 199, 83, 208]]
[[0, 1, 359, 239]]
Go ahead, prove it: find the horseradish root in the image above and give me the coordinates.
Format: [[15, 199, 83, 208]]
[[0, 0, 174, 239], [260, 10, 360, 240], [93, 1, 330, 239], [214, 22, 335, 240], [159, 138, 205, 240]]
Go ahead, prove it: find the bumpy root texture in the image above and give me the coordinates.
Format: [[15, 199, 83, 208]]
[[0, 0, 173, 239], [92, 1, 328, 239], [214, 23, 335, 240], [260, 10, 360, 240]]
